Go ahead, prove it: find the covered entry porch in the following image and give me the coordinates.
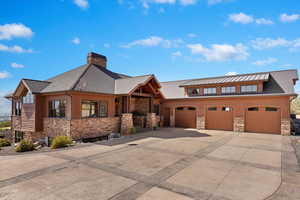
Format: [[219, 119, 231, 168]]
[[115, 75, 164, 134]]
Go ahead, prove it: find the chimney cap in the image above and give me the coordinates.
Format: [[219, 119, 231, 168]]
[[87, 52, 107, 60]]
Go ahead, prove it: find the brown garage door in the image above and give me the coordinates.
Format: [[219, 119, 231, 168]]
[[163, 108, 170, 127], [175, 107, 196, 128], [206, 106, 233, 131], [245, 107, 281, 134]]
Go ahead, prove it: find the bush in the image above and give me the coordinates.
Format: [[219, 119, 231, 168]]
[[51, 136, 72, 149], [0, 138, 10, 147], [130, 127, 137, 134], [15, 140, 35, 152]]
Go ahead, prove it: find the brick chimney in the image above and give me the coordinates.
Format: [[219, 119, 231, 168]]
[[87, 52, 107, 67]]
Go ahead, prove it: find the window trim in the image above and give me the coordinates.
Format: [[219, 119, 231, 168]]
[[81, 100, 108, 118]]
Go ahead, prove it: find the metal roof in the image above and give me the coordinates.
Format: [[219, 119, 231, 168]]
[[180, 73, 270, 86]]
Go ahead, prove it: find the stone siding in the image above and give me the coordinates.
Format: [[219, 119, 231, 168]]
[[70, 117, 120, 140], [234, 117, 245, 132], [146, 113, 156, 128], [196, 116, 205, 130], [12, 116, 21, 130], [120, 113, 133, 135], [43, 118, 71, 138], [281, 118, 291, 136], [24, 131, 45, 142], [132, 98, 149, 115]]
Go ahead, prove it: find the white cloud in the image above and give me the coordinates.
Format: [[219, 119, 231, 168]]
[[229, 13, 254, 24], [0, 43, 33, 53], [187, 33, 197, 38], [180, 0, 197, 6], [74, 0, 89, 9], [172, 51, 182, 57], [225, 72, 237, 76], [0, 23, 33, 40], [11, 62, 25, 68], [252, 57, 278, 66], [251, 38, 291, 50], [229, 13, 273, 25], [187, 43, 249, 62], [121, 36, 184, 48], [280, 13, 299, 23], [0, 71, 10, 79], [72, 37, 80, 45], [208, 0, 231, 5], [255, 18, 274, 25]]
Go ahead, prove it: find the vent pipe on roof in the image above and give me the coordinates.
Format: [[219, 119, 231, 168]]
[[87, 52, 107, 68]]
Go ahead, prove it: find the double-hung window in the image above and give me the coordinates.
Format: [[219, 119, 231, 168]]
[[14, 100, 22, 116], [81, 100, 108, 118], [48, 100, 66, 118]]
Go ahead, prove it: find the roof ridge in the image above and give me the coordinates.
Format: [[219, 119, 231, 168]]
[[118, 74, 153, 80], [22, 78, 51, 83], [70, 64, 92, 90]]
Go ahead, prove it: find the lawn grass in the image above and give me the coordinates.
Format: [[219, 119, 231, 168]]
[[0, 127, 10, 131]]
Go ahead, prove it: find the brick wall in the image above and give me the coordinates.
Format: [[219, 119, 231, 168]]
[[234, 117, 245, 132]]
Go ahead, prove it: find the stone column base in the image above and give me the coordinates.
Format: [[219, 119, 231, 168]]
[[196, 116, 205, 130], [281, 118, 291, 136], [234, 117, 245, 132], [146, 113, 157, 128], [121, 113, 133, 135]]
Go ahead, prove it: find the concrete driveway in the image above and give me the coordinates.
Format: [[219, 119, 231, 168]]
[[0, 128, 299, 200]]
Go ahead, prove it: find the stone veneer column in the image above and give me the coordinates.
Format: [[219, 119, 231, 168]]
[[170, 108, 175, 127], [146, 113, 157, 128], [120, 113, 133, 135], [196, 116, 205, 130], [233, 117, 245, 132], [281, 118, 291, 136]]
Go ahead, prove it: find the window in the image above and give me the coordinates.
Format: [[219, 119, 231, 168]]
[[81, 100, 108, 118], [265, 107, 278, 112], [187, 88, 200, 96], [14, 100, 22, 116], [176, 107, 184, 110], [222, 107, 232, 111], [188, 107, 196, 110], [48, 100, 66, 118], [241, 85, 257, 93], [23, 92, 34, 104], [82, 101, 98, 118], [221, 86, 236, 94], [208, 107, 217, 111], [99, 101, 108, 117], [248, 107, 259, 111], [204, 88, 216, 95], [154, 104, 160, 115], [15, 131, 24, 143]]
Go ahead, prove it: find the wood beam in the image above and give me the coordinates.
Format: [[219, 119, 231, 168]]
[[132, 92, 153, 97]]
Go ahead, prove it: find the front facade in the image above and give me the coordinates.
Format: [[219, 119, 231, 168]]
[[6, 52, 298, 142]]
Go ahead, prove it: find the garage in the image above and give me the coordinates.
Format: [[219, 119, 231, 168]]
[[206, 106, 233, 131], [175, 107, 196, 128], [245, 107, 281, 134]]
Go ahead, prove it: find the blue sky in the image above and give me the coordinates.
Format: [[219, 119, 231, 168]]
[[0, 0, 300, 114]]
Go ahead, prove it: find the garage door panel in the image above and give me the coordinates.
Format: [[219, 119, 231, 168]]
[[245, 107, 281, 134], [175, 108, 196, 128], [206, 107, 233, 131]]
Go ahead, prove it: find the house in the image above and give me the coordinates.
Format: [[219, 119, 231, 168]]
[[6, 52, 298, 142]]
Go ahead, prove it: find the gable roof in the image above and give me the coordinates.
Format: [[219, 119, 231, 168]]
[[22, 79, 50, 93], [114, 75, 153, 94], [161, 69, 298, 99]]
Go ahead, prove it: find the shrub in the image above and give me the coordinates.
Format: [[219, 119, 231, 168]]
[[51, 136, 72, 149], [15, 140, 35, 152], [0, 138, 10, 147], [130, 127, 137, 134]]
